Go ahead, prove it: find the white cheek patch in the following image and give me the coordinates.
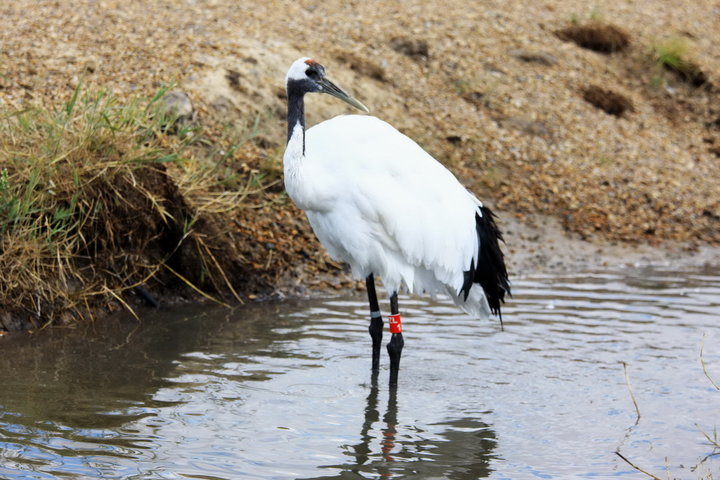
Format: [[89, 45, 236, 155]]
[[285, 57, 313, 82]]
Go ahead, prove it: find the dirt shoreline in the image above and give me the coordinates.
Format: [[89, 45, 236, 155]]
[[500, 212, 719, 275], [285, 212, 719, 297]]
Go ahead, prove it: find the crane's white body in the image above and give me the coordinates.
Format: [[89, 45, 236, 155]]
[[284, 114, 492, 319]]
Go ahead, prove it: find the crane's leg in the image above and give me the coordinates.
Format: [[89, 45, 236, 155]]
[[387, 292, 404, 387], [366, 274, 383, 371]]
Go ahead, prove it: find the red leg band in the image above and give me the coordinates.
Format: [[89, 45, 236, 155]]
[[389, 314, 402, 334]]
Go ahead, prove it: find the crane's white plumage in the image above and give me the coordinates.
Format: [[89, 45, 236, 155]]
[[283, 57, 508, 322], [287, 114, 490, 317]]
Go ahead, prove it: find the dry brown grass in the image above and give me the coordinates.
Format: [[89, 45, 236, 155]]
[[0, 87, 259, 331]]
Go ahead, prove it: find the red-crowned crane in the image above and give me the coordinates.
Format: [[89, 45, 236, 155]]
[[283, 57, 510, 386]]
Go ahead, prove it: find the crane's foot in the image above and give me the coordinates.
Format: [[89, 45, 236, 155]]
[[387, 332, 404, 387], [369, 314, 383, 371]]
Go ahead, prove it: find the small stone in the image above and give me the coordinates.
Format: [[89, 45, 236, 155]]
[[509, 49, 558, 66], [159, 90, 196, 129]]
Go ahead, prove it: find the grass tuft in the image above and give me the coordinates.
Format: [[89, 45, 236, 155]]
[[0, 87, 262, 331], [653, 35, 708, 87]]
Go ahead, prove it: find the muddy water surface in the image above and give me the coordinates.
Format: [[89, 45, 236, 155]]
[[1, 266, 719, 479]]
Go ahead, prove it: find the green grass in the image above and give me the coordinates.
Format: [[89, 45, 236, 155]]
[[654, 35, 691, 71], [0, 86, 264, 329], [650, 35, 709, 87]]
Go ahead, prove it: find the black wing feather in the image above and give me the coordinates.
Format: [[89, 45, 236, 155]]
[[460, 206, 510, 320]]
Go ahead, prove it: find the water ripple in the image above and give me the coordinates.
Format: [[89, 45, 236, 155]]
[[1, 266, 719, 479]]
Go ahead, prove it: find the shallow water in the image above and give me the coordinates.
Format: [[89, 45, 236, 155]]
[[1, 266, 719, 479]]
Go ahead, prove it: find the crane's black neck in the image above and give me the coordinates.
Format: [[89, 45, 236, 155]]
[[286, 82, 307, 152]]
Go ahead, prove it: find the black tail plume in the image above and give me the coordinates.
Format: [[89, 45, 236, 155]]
[[460, 206, 511, 323]]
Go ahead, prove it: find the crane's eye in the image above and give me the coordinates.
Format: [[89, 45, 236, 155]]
[[306, 68, 320, 80]]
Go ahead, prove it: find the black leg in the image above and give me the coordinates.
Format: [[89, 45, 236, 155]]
[[366, 274, 383, 371], [387, 291, 404, 387]]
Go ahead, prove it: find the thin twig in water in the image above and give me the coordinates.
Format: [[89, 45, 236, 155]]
[[621, 361, 641, 423], [700, 334, 720, 390], [110, 322, 142, 351], [697, 423, 720, 450], [105, 286, 139, 321], [615, 451, 664, 480]]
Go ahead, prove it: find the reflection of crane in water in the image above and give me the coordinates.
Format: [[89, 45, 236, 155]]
[[298, 373, 498, 479], [283, 58, 510, 386]]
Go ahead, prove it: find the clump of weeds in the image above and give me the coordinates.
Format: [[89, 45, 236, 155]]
[[653, 35, 708, 87], [0, 85, 260, 331]]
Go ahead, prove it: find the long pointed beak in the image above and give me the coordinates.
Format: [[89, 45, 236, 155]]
[[319, 78, 369, 113]]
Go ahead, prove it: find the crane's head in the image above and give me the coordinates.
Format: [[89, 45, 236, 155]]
[[285, 57, 369, 112]]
